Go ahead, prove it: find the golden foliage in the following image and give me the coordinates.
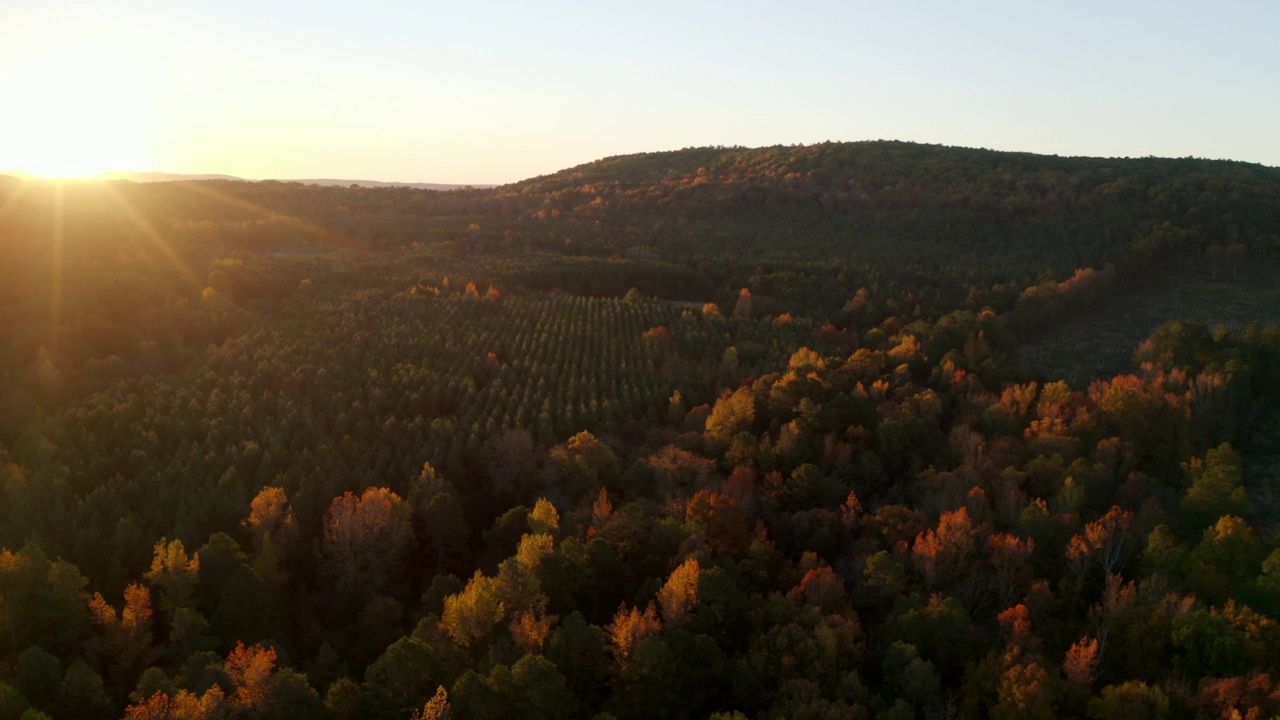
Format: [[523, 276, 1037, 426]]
[[412, 686, 452, 720], [608, 602, 663, 668], [225, 642, 277, 710], [657, 557, 700, 626], [442, 571, 506, 648]]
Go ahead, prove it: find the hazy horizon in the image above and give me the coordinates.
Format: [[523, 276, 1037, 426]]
[[5, 137, 1280, 189]]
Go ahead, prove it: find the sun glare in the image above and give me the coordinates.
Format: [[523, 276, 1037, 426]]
[[0, 51, 152, 180]]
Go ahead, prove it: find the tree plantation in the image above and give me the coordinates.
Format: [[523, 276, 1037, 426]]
[[1, 142, 1279, 719]]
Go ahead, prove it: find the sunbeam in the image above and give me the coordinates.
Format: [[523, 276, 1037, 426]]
[[47, 183, 64, 356], [170, 182, 364, 250], [98, 182, 205, 293], [0, 176, 33, 224]]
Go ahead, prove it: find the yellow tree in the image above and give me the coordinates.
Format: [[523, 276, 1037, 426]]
[[89, 583, 157, 696], [607, 603, 662, 670], [656, 558, 700, 627], [705, 387, 755, 445], [144, 538, 200, 618]]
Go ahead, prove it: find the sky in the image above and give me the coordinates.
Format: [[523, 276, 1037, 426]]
[[2, 1, 1277, 184]]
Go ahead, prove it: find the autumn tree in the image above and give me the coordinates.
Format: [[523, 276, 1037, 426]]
[[1066, 506, 1138, 591], [317, 487, 415, 605], [1062, 636, 1101, 686], [911, 506, 979, 592], [411, 686, 450, 720], [991, 646, 1057, 720], [442, 572, 506, 649], [88, 583, 157, 697], [607, 603, 663, 670], [244, 485, 301, 585], [656, 557, 700, 627], [685, 489, 749, 557], [705, 387, 756, 445], [144, 538, 200, 619]]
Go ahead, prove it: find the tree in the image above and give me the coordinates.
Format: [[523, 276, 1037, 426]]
[[257, 668, 324, 720], [992, 646, 1057, 720], [317, 487, 414, 604], [788, 567, 847, 616], [364, 623, 467, 718], [411, 686, 451, 720], [0, 546, 92, 661], [656, 557, 700, 627], [89, 583, 157, 696], [528, 499, 560, 538], [883, 641, 940, 711], [245, 486, 301, 587], [486, 429, 535, 498], [1062, 636, 1100, 686], [685, 490, 749, 557], [55, 661, 111, 720], [705, 387, 755, 445], [1187, 515, 1266, 603], [607, 603, 662, 670], [123, 686, 228, 720], [546, 612, 609, 713], [1066, 506, 1137, 588], [409, 464, 470, 574], [1087, 681, 1169, 720], [1193, 671, 1280, 720], [510, 654, 573, 720], [245, 486, 299, 550], [442, 572, 507, 648], [144, 538, 200, 619], [224, 642, 277, 711], [987, 533, 1036, 610], [15, 646, 60, 711], [911, 506, 979, 591], [541, 431, 620, 500], [1181, 444, 1248, 532]]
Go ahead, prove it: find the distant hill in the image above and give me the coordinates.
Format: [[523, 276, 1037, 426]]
[[97, 171, 246, 183], [97, 171, 491, 190], [482, 141, 1280, 267], [501, 141, 1280, 212]]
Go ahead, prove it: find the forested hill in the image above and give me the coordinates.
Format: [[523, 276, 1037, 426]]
[[482, 142, 1280, 301], [494, 142, 1280, 244], [504, 141, 1280, 219], [2, 145, 1280, 719]]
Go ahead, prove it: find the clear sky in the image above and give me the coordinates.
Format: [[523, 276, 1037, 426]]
[[2, 1, 1277, 183]]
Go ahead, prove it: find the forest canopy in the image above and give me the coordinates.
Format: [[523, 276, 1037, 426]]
[[1, 142, 1279, 719]]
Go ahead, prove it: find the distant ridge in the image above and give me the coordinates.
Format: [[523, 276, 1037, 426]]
[[285, 178, 496, 190], [96, 171, 492, 190], [98, 171, 245, 183]]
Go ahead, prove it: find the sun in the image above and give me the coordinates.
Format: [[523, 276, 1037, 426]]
[[0, 52, 152, 179]]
